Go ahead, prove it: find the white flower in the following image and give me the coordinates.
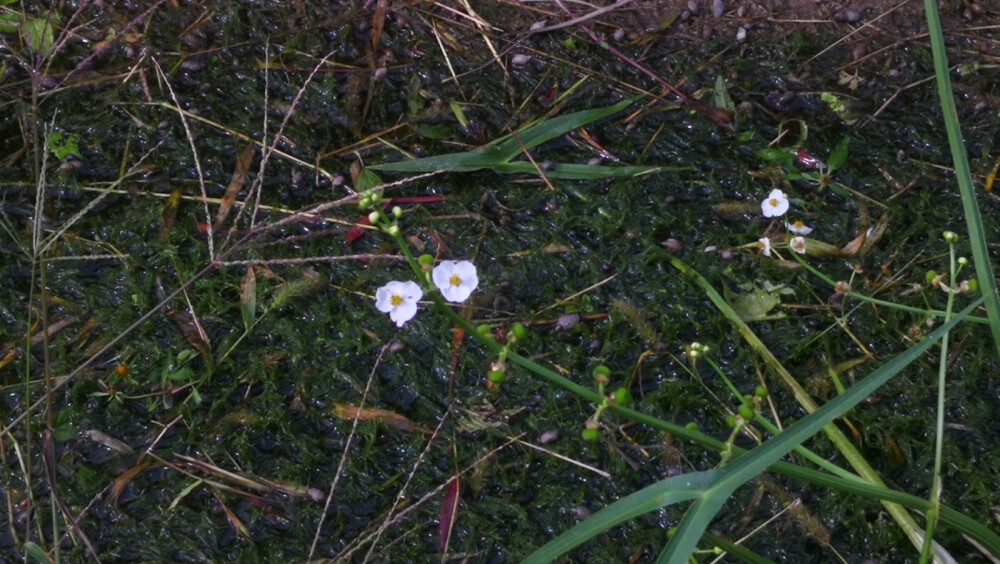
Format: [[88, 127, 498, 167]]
[[375, 280, 423, 327], [432, 260, 479, 303], [758, 237, 772, 257], [789, 236, 807, 254], [761, 189, 789, 218], [786, 220, 813, 235]]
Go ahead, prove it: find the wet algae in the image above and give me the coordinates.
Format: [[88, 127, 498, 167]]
[[1, 1, 999, 562]]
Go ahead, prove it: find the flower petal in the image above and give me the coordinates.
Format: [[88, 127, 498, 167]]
[[389, 300, 418, 327]]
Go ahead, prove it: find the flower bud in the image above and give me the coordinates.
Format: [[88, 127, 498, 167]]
[[368, 211, 380, 224], [613, 387, 632, 406], [511, 322, 528, 341], [592, 365, 611, 384]]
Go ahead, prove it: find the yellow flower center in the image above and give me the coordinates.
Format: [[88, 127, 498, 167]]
[[794, 220, 804, 229], [449, 274, 462, 287], [769, 198, 779, 207], [390, 294, 403, 306]]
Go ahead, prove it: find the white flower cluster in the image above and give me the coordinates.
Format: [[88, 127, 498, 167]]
[[758, 189, 811, 257], [375, 260, 479, 327]]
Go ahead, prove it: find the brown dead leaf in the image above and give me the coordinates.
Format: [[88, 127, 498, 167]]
[[214, 143, 256, 228], [160, 186, 183, 242], [110, 461, 151, 507], [371, 0, 388, 51], [332, 403, 433, 434], [214, 492, 255, 545], [165, 308, 212, 360]]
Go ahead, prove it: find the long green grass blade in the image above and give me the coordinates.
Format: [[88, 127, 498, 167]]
[[669, 254, 955, 559], [370, 99, 642, 177], [490, 162, 670, 179], [700, 532, 777, 564], [427, 294, 1000, 561], [922, 0, 1000, 356], [488, 99, 634, 161], [522, 470, 715, 564], [368, 145, 512, 173], [657, 298, 981, 564], [523, 299, 979, 564]]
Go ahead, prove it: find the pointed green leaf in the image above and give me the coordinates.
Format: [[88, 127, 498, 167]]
[[827, 136, 850, 171]]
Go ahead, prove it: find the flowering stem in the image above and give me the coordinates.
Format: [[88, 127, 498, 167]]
[[702, 357, 865, 482], [380, 236, 1000, 557], [921, 239, 956, 563], [790, 252, 988, 324], [391, 230, 424, 284]]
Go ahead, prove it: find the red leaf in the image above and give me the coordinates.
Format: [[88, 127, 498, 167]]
[[345, 216, 372, 245], [439, 476, 461, 552]]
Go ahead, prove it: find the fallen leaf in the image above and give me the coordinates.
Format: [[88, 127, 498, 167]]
[[110, 462, 151, 507], [240, 267, 256, 332], [214, 143, 256, 228], [160, 186, 183, 242], [439, 476, 461, 551], [331, 403, 433, 434]]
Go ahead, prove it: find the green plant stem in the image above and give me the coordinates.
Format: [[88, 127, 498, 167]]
[[921, 243, 957, 563], [702, 357, 866, 483], [922, 0, 1000, 356], [792, 252, 988, 325], [667, 252, 953, 561], [390, 239, 999, 558], [395, 252, 1000, 557]]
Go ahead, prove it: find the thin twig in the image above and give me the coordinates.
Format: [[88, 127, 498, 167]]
[[152, 58, 214, 261], [307, 343, 390, 562]]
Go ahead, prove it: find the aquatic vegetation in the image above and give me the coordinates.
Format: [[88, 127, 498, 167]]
[[1, 1, 999, 563]]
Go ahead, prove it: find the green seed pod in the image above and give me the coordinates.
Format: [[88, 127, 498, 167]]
[[418, 254, 434, 266], [593, 365, 611, 378], [738, 404, 755, 421], [754, 386, 768, 398], [725, 414, 737, 428], [511, 322, 528, 341], [476, 324, 492, 336], [968, 278, 979, 293], [488, 370, 505, 384], [581, 428, 600, 441], [925, 270, 938, 283], [613, 387, 632, 406], [684, 422, 699, 432]]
